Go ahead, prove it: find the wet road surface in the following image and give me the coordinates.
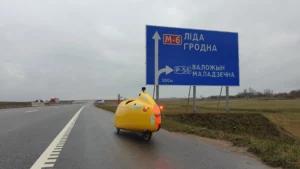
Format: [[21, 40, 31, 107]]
[[0, 104, 273, 169]]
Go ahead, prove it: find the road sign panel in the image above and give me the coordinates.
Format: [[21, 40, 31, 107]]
[[95, 100, 105, 103], [145, 25, 239, 86]]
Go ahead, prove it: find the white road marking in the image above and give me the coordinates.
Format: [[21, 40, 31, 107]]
[[50, 154, 59, 157], [42, 164, 54, 168], [51, 152, 60, 155], [30, 105, 85, 169], [45, 159, 56, 163], [25, 110, 38, 113], [48, 156, 58, 159]]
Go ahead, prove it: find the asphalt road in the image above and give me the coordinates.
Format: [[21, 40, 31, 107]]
[[0, 104, 274, 169]]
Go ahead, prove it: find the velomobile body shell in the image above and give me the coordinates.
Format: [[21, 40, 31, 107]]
[[114, 90, 161, 133]]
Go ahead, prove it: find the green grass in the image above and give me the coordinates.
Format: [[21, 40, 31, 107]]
[[161, 116, 300, 169], [265, 112, 300, 140], [0, 102, 32, 109], [161, 98, 300, 113], [94, 99, 300, 169], [161, 99, 300, 140]]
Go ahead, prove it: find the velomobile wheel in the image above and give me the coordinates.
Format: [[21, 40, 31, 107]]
[[142, 131, 152, 141], [116, 127, 120, 134]]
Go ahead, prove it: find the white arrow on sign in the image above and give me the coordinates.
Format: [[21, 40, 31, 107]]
[[152, 31, 174, 85], [157, 65, 174, 77], [152, 31, 161, 85]]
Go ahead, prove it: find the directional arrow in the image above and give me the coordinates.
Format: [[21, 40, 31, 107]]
[[157, 65, 174, 77], [152, 31, 161, 85]]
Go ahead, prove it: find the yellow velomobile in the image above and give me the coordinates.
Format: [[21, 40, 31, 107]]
[[114, 87, 162, 141]]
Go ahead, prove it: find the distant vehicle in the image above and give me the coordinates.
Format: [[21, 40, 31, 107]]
[[50, 98, 59, 103], [114, 87, 163, 141]]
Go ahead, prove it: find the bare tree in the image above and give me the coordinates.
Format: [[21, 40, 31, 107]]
[[263, 89, 274, 97]]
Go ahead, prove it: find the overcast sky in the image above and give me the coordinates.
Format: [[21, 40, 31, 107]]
[[0, 0, 299, 101]]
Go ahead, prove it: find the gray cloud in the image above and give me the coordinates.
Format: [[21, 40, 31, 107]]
[[0, 0, 299, 101]]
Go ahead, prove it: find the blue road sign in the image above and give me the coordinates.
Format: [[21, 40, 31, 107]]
[[95, 100, 104, 103], [145, 25, 239, 86]]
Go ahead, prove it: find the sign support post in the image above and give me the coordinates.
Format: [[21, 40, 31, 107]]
[[156, 85, 159, 104], [226, 86, 229, 112], [217, 86, 223, 112], [186, 86, 191, 113], [193, 86, 196, 112]]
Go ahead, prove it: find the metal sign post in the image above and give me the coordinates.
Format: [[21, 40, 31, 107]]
[[226, 86, 230, 112], [186, 86, 191, 113], [156, 85, 159, 104], [193, 86, 196, 113]]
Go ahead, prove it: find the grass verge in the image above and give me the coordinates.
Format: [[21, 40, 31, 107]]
[[94, 102, 300, 169], [0, 102, 32, 109]]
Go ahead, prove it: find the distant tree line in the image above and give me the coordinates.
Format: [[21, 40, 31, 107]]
[[206, 87, 300, 100], [273, 89, 300, 99], [235, 87, 273, 98], [236, 87, 300, 99]]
